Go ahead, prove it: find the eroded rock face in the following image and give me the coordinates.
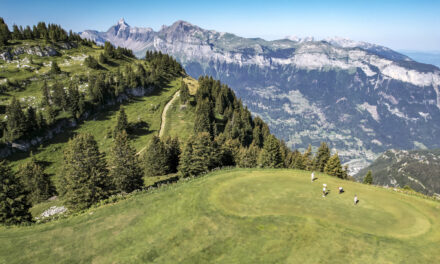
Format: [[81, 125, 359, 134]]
[[0, 42, 78, 62]]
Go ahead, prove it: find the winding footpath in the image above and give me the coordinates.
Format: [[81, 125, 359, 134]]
[[136, 90, 180, 156]]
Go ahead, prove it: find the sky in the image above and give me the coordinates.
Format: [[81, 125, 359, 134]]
[[1, 0, 439, 51]]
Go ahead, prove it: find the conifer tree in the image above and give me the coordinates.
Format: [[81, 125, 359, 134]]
[[17, 157, 51, 205], [194, 98, 213, 135], [5, 97, 27, 142], [0, 160, 32, 225], [302, 144, 313, 170], [180, 80, 190, 103], [52, 82, 68, 110], [0, 18, 11, 46], [179, 132, 216, 177], [41, 80, 51, 106], [36, 111, 46, 130], [104, 41, 115, 58], [84, 55, 99, 69], [12, 24, 22, 40], [50, 61, 61, 74], [67, 83, 84, 119], [23, 26, 32, 39], [314, 142, 331, 172], [363, 170, 373, 184], [290, 150, 305, 170], [238, 144, 260, 168], [45, 104, 56, 125], [142, 136, 169, 176], [218, 138, 240, 166], [99, 53, 107, 64], [258, 135, 283, 168], [164, 137, 181, 173], [60, 133, 111, 211], [114, 107, 128, 136], [25, 106, 38, 135], [324, 153, 344, 179], [109, 130, 144, 193]]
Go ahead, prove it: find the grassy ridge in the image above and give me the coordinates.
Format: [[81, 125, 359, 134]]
[[0, 168, 438, 263]]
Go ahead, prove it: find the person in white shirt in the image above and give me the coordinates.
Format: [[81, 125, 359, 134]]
[[354, 194, 358, 205], [322, 186, 327, 197], [338, 186, 344, 194], [311, 172, 315, 182]]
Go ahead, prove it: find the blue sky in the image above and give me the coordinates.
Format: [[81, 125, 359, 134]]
[[1, 0, 439, 51]]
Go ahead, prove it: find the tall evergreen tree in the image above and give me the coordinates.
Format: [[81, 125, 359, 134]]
[[302, 144, 313, 170], [12, 24, 22, 40], [179, 132, 216, 177], [363, 170, 373, 184], [99, 53, 107, 64], [60, 133, 111, 211], [52, 82, 68, 110], [164, 137, 181, 173], [238, 144, 260, 168], [290, 150, 305, 170], [45, 104, 57, 125], [0, 160, 32, 225], [114, 107, 128, 136], [324, 153, 344, 179], [5, 97, 27, 142], [25, 106, 38, 135], [50, 61, 61, 74], [0, 18, 11, 46], [180, 80, 190, 103], [109, 130, 144, 193], [314, 142, 331, 172], [23, 26, 32, 39], [84, 55, 99, 69], [194, 98, 213, 135], [67, 83, 84, 119], [142, 136, 169, 176], [17, 157, 51, 205], [41, 80, 51, 106], [258, 135, 283, 168]]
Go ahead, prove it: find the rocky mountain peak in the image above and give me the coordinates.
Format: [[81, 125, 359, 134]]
[[118, 18, 128, 26]]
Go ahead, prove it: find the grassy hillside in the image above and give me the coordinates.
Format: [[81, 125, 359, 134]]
[[1, 168, 438, 263], [7, 78, 181, 175], [0, 40, 132, 109]]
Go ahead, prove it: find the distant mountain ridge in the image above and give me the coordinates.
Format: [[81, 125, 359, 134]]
[[356, 149, 440, 196], [81, 19, 440, 174]]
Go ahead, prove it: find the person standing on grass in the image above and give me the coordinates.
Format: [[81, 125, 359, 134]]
[[354, 194, 358, 205], [322, 184, 327, 197], [311, 171, 315, 182]]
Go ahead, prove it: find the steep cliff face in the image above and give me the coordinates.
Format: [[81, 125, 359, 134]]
[[81, 20, 440, 173]]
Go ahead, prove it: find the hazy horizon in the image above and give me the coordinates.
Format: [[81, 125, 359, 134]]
[[1, 0, 439, 52]]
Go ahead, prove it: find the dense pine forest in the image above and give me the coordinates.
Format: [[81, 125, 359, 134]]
[[0, 19, 349, 225]]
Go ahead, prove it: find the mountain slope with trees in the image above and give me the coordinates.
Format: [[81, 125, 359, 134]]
[[81, 19, 440, 175], [356, 149, 440, 196]]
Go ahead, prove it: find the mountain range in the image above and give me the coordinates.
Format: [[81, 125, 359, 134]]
[[357, 149, 440, 196], [81, 19, 440, 174]]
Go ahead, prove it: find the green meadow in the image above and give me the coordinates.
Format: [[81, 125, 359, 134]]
[[1, 168, 438, 263]]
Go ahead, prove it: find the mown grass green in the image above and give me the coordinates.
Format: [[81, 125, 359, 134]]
[[1, 168, 438, 263]]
